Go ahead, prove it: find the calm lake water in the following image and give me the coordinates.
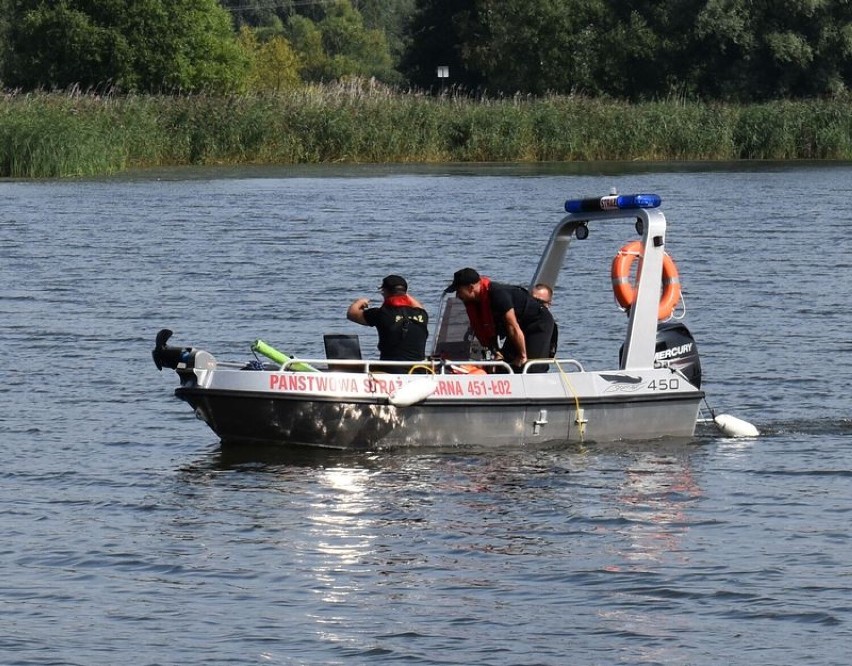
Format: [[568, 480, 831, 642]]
[[2, 162, 851, 665]]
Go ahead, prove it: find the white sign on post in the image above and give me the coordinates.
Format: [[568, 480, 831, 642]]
[[436, 66, 449, 79]]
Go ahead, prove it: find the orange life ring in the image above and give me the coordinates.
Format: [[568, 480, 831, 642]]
[[611, 240, 681, 320]]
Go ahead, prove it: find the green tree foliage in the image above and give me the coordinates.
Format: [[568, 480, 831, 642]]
[[285, 0, 398, 83], [237, 26, 302, 92], [4, 0, 851, 101], [4, 1, 134, 91], [286, 15, 328, 81], [221, 0, 400, 84], [2, 0, 247, 93], [593, 0, 710, 100], [352, 0, 415, 61], [221, 0, 293, 30], [220, 0, 324, 26], [402, 0, 852, 101], [0, 0, 10, 79], [322, 0, 395, 78], [401, 0, 484, 91], [466, 0, 608, 96], [220, 0, 296, 28], [693, 0, 852, 100]]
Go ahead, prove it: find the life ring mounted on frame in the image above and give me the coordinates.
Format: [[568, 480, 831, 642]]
[[610, 240, 682, 321]]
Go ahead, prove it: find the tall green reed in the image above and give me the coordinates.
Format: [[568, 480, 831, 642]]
[[1, 86, 850, 178]]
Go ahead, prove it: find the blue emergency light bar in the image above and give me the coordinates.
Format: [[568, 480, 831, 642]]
[[564, 193, 661, 213]]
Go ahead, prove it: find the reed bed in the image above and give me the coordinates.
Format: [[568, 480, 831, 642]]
[[1, 86, 850, 178]]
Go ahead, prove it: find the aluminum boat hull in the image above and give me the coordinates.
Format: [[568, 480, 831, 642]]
[[173, 365, 703, 450]]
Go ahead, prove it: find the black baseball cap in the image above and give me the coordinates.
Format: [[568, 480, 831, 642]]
[[379, 274, 408, 292], [444, 268, 480, 293]]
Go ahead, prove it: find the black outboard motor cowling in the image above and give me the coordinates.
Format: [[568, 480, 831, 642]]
[[152, 329, 205, 371], [654, 322, 701, 388]]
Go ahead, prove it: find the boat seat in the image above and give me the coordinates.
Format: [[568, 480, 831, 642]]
[[324, 334, 364, 372]]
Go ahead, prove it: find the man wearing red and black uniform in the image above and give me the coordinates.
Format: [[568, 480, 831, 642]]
[[445, 268, 554, 373], [347, 274, 429, 371]]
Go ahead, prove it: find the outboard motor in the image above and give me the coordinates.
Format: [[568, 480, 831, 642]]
[[152, 329, 213, 372], [654, 322, 701, 388]]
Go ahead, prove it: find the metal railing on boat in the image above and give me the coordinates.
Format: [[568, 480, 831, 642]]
[[266, 357, 586, 374]]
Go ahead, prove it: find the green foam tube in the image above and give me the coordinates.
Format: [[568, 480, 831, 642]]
[[252, 339, 317, 372]]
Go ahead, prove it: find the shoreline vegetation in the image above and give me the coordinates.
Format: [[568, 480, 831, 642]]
[[2, 83, 852, 178]]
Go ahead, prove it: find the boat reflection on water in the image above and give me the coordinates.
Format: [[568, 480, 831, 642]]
[[211, 442, 374, 471], [593, 440, 704, 569], [618, 455, 701, 565]]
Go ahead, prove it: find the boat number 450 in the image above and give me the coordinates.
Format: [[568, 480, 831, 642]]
[[647, 378, 680, 391]]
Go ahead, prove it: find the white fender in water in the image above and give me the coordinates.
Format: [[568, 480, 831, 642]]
[[389, 378, 438, 407], [714, 414, 760, 438]]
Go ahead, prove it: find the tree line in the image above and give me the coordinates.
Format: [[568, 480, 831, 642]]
[[1, 0, 851, 102]]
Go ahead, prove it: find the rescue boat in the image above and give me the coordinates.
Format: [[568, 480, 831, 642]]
[[153, 192, 709, 450]]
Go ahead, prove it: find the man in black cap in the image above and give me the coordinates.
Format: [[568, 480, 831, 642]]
[[445, 268, 554, 372], [347, 274, 429, 370]]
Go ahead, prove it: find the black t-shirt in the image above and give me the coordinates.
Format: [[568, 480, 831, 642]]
[[488, 282, 555, 366], [363, 305, 429, 361], [489, 282, 545, 333]]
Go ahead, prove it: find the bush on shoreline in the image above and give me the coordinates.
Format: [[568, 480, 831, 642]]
[[1, 85, 851, 178]]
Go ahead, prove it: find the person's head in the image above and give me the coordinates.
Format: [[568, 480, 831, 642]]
[[532, 283, 553, 307], [444, 268, 481, 303], [379, 274, 408, 296]]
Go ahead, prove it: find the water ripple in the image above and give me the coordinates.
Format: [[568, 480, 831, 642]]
[[2, 166, 852, 665]]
